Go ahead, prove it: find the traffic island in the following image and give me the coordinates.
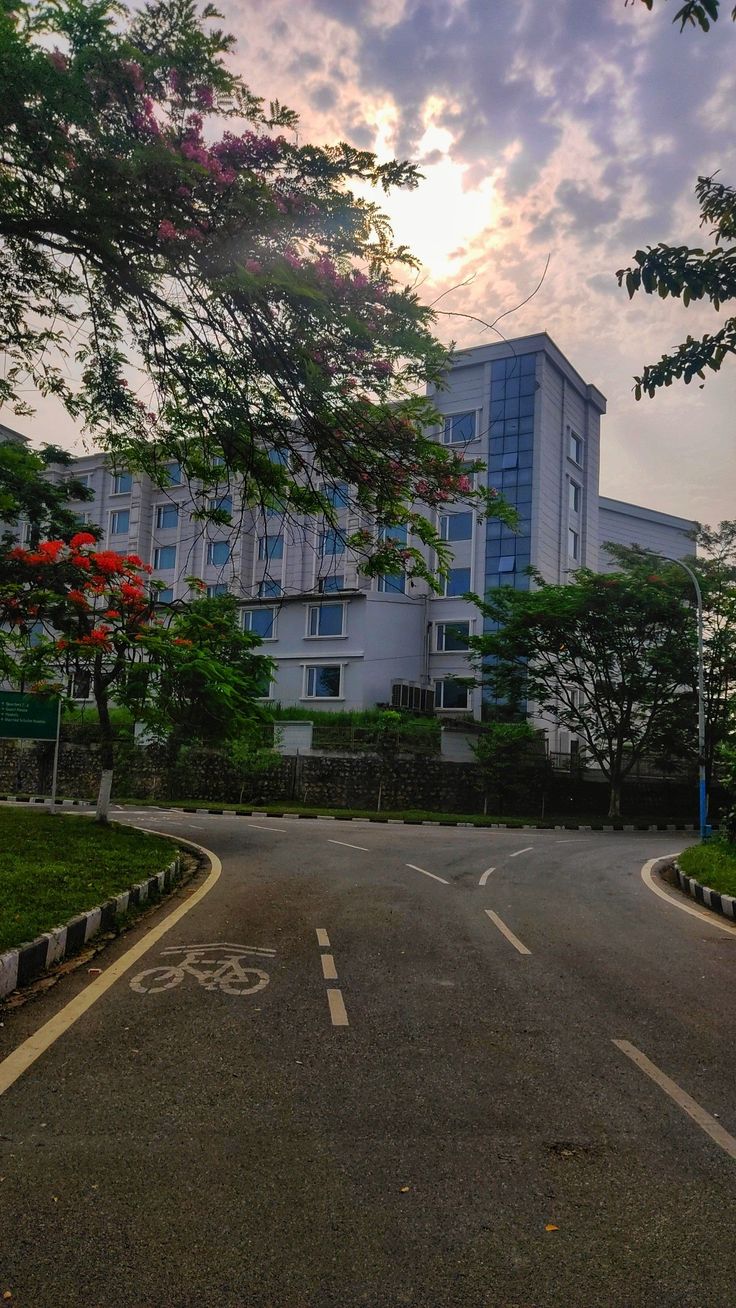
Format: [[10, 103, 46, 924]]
[[673, 841, 736, 921], [0, 808, 186, 999]]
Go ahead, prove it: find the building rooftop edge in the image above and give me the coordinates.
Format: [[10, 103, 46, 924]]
[[599, 496, 697, 533]]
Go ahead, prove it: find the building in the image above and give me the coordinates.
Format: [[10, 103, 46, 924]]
[[6, 334, 697, 737]]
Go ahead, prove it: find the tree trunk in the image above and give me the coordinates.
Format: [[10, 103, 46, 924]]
[[94, 667, 115, 823], [607, 778, 622, 818]]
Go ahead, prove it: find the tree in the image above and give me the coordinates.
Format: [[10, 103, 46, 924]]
[[605, 533, 736, 786], [0, 440, 96, 544], [467, 570, 696, 817], [473, 721, 550, 818], [618, 2, 736, 396], [0, 0, 514, 583], [0, 532, 271, 820]]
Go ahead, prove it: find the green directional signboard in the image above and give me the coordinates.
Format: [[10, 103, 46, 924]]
[[0, 691, 59, 740]]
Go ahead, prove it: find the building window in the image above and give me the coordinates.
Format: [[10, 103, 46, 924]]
[[157, 587, 174, 604], [569, 431, 584, 465], [209, 495, 232, 516], [304, 664, 342, 699], [255, 673, 273, 700], [259, 579, 283, 598], [153, 545, 176, 570], [319, 575, 345, 593], [206, 583, 229, 598], [268, 447, 289, 465], [443, 412, 477, 445], [70, 670, 92, 701], [568, 527, 580, 560], [69, 473, 90, 496], [377, 574, 406, 594], [498, 555, 515, 573], [166, 463, 182, 485], [307, 604, 345, 637], [112, 471, 132, 495], [155, 504, 179, 530], [207, 540, 231, 566], [443, 567, 471, 597], [435, 679, 471, 710], [244, 607, 277, 640], [323, 482, 349, 509], [110, 509, 129, 535], [320, 528, 345, 557], [439, 511, 473, 542], [501, 452, 518, 471], [569, 480, 581, 513], [436, 620, 471, 652], [258, 535, 284, 561]]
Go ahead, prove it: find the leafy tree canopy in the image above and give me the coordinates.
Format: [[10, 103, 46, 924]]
[[0, 0, 514, 584], [619, 2, 736, 396], [468, 569, 696, 816], [0, 438, 96, 544]]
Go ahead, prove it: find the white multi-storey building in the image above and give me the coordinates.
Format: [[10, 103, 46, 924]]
[[4, 332, 697, 733]]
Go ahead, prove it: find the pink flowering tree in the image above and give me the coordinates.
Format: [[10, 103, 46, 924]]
[[0, 533, 272, 820], [0, 0, 515, 584]]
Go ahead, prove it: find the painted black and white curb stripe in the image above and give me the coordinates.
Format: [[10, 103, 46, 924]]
[[174, 808, 701, 833], [673, 860, 736, 922], [0, 855, 183, 1001]]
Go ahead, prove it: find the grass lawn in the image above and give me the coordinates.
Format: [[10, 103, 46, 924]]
[[678, 841, 736, 898], [0, 808, 177, 953]]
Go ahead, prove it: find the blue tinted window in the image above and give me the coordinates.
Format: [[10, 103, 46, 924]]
[[245, 608, 276, 639], [490, 401, 504, 422], [519, 395, 535, 418], [324, 482, 349, 509], [444, 567, 471, 596], [110, 509, 129, 535], [437, 679, 470, 710], [167, 463, 182, 485], [444, 412, 476, 444], [153, 545, 176, 570], [440, 512, 473, 542], [377, 574, 406, 594], [208, 540, 230, 566], [309, 604, 344, 636], [520, 375, 536, 396], [321, 528, 345, 556], [259, 579, 283, 598], [320, 575, 345, 593], [156, 504, 178, 530], [113, 471, 132, 495], [498, 555, 515, 573], [520, 354, 536, 374], [258, 535, 283, 561], [491, 360, 507, 381], [206, 583, 228, 597], [157, 587, 174, 603], [501, 453, 518, 470]]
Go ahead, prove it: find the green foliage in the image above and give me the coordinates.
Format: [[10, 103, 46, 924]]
[[0, 806, 174, 952], [619, 5, 736, 395], [474, 721, 550, 814], [468, 568, 696, 816], [0, 440, 97, 545], [0, 0, 515, 587], [264, 705, 441, 754], [61, 703, 134, 744], [678, 840, 736, 895]]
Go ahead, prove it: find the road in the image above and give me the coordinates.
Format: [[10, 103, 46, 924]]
[[1, 811, 736, 1307]]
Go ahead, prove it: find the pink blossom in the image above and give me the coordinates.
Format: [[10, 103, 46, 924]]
[[184, 226, 205, 242], [158, 219, 178, 240], [120, 60, 144, 92], [195, 84, 215, 109], [48, 49, 68, 73], [284, 251, 301, 269], [457, 475, 472, 493], [244, 259, 261, 274], [176, 185, 192, 198], [374, 360, 392, 377]]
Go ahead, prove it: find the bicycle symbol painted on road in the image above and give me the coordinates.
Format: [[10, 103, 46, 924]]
[[130, 943, 275, 997]]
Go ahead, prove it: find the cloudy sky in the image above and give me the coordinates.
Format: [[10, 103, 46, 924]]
[[223, 0, 736, 526], [13, 0, 735, 526]]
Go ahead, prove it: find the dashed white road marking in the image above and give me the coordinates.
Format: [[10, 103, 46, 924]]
[[328, 839, 369, 852], [406, 863, 449, 885], [316, 928, 331, 948], [509, 846, 534, 858], [327, 988, 349, 1026], [613, 1039, 736, 1162], [484, 909, 531, 955], [478, 867, 495, 886], [640, 856, 736, 936], [247, 823, 287, 833], [320, 953, 338, 981]]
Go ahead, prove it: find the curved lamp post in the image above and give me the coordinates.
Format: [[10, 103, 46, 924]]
[[661, 557, 708, 842]]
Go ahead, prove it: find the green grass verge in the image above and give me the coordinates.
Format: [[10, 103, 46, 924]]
[[0, 808, 176, 953], [115, 798, 590, 826], [678, 841, 736, 898]]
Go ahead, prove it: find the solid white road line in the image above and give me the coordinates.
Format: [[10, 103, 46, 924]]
[[613, 1039, 736, 1162], [640, 856, 736, 936], [328, 839, 369, 852], [327, 988, 349, 1026], [247, 823, 287, 833], [478, 867, 495, 886], [509, 846, 534, 858], [406, 863, 449, 885], [0, 833, 222, 1098], [320, 953, 338, 981], [316, 928, 331, 948], [484, 909, 532, 955]]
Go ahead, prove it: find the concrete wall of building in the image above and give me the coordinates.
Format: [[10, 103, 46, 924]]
[[598, 498, 696, 568]]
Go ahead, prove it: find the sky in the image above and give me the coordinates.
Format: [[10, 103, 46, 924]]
[[11, 0, 736, 526]]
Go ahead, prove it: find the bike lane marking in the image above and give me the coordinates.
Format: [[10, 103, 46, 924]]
[[0, 834, 221, 1099], [129, 943, 274, 996]]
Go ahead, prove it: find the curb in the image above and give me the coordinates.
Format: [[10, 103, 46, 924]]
[[0, 795, 92, 807], [0, 854, 185, 1001], [174, 808, 700, 833], [673, 859, 736, 922]]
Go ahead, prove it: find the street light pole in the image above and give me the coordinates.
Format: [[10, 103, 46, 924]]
[[662, 557, 708, 842]]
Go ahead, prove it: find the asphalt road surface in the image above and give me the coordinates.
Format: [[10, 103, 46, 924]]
[[2, 810, 736, 1308]]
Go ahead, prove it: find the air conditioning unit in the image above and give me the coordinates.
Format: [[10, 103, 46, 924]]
[[391, 682, 435, 713]]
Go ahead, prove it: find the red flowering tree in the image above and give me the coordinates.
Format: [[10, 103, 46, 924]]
[[0, 533, 271, 820], [0, 0, 515, 585]]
